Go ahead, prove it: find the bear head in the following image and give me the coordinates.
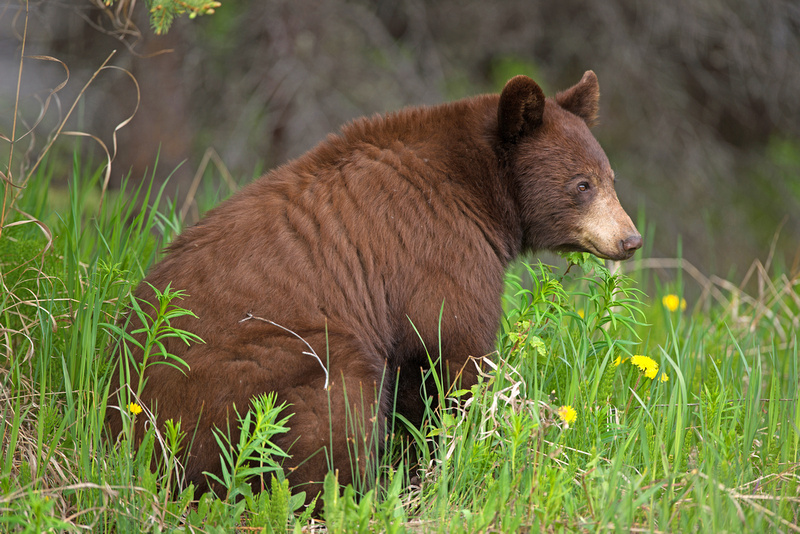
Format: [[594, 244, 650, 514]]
[[497, 71, 642, 261]]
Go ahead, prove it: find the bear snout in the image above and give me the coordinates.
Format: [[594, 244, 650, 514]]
[[621, 234, 643, 255], [609, 233, 643, 260], [577, 194, 642, 261]]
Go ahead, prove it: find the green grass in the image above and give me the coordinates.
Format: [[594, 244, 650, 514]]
[[1, 157, 798, 533]]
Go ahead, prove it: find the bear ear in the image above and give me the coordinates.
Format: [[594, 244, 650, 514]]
[[497, 75, 546, 143], [554, 70, 600, 126]]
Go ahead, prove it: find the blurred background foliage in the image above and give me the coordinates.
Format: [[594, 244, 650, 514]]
[[1, 0, 798, 280]]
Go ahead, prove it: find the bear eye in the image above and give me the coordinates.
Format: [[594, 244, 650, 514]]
[[577, 182, 590, 192]]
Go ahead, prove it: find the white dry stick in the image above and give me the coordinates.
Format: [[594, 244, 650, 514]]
[[239, 312, 330, 389]]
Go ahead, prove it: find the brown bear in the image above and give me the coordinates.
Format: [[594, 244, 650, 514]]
[[106, 71, 641, 501]]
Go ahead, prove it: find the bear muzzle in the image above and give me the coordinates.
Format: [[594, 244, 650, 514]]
[[586, 233, 642, 261], [578, 188, 643, 261], [619, 233, 644, 258]]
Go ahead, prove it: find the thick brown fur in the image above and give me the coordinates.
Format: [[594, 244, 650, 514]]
[[106, 71, 641, 502]]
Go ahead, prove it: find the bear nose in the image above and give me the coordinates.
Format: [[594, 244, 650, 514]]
[[622, 234, 643, 253]]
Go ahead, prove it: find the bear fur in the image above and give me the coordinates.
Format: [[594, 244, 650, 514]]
[[106, 71, 642, 500]]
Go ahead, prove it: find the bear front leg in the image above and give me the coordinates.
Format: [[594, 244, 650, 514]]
[[391, 352, 487, 428], [445, 353, 487, 395]]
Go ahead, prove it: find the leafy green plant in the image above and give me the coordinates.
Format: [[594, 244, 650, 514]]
[[107, 282, 201, 398], [206, 392, 292, 502], [322, 466, 407, 534], [101, 0, 222, 35], [245, 475, 315, 533], [0, 489, 72, 534]]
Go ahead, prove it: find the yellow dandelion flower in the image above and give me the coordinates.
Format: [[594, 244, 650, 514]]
[[127, 402, 143, 415], [659, 373, 669, 382], [613, 355, 622, 366], [662, 294, 687, 312], [630, 355, 659, 380], [577, 309, 585, 319], [557, 405, 577, 426]]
